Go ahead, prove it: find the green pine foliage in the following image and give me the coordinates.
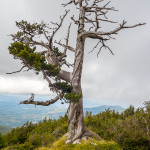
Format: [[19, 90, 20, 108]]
[[8, 41, 80, 103], [2, 102, 150, 150], [53, 81, 81, 103], [8, 20, 82, 104], [15, 20, 45, 35], [64, 93, 82, 103], [54, 82, 73, 93], [8, 42, 60, 76], [0, 132, 5, 149], [53, 47, 63, 57]]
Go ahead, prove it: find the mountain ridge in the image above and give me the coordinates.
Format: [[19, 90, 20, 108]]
[[0, 94, 124, 128], [84, 105, 124, 115]]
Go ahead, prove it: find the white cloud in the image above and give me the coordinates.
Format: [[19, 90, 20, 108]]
[[0, 75, 52, 95]]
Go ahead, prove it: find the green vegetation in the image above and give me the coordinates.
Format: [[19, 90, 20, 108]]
[[1, 101, 150, 150], [37, 135, 120, 150], [9, 28, 81, 103], [8, 42, 60, 76], [2, 115, 68, 150], [0, 126, 12, 135], [0, 132, 5, 149]]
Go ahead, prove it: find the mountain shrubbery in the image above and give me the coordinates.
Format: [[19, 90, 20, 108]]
[[84, 104, 150, 150], [38, 135, 121, 150], [0, 132, 5, 149], [0, 126, 12, 135], [1, 101, 150, 150], [2, 115, 68, 150]]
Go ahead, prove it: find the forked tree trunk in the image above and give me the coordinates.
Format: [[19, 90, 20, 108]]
[[67, 36, 86, 142], [66, 4, 101, 143], [67, 36, 99, 143], [66, 4, 87, 143]]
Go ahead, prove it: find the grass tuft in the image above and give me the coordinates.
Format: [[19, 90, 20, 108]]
[[37, 135, 121, 150]]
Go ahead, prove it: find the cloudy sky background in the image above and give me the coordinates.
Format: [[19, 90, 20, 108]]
[[0, 0, 150, 108]]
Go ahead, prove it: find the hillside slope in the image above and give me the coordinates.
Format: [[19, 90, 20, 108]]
[[0, 126, 12, 135], [1, 103, 150, 150], [37, 135, 121, 150]]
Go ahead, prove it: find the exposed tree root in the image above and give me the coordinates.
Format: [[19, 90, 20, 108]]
[[83, 128, 102, 140], [65, 128, 102, 144]]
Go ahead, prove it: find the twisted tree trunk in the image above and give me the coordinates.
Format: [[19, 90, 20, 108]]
[[67, 35, 86, 142], [67, 36, 100, 143], [67, 4, 90, 143]]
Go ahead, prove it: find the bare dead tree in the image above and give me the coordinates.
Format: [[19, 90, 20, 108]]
[[8, 0, 145, 144]]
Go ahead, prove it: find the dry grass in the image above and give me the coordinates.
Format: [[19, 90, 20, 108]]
[[37, 135, 121, 150]]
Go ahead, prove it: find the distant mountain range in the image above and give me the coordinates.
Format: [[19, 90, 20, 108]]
[[0, 94, 125, 128], [84, 105, 124, 115]]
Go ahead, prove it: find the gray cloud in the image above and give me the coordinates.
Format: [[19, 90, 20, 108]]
[[0, 0, 150, 108]]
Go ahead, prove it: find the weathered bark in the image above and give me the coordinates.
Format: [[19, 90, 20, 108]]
[[66, 1, 91, 142], [67, 96, 85, 143], [66, 2, 86, 142], [67, 54, 85, 142], [66, 3, 103, 142]]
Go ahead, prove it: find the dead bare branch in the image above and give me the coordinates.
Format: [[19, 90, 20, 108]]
[[54, 41, 76, 52], [89, 40, 101, 53], [97, 40, 114, 57], [42, 70, 60, 94], [62, 23, 72, 56], [71, 15, 80, 25], [79, 21, 146, 38], [60, 61, 74, 68], [49, 10, 70, 48], [62, 0, 79, 7], [6, 66, 26, 74], [19, 93, 62, 106]]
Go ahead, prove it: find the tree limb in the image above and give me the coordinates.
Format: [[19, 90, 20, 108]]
[[97, 40, 114, 57], [62, 0, 79, 7], [19, 93, 61, 106], [6, 66, 26, 74], [58, 23, 72, 62], [30, 40, 49, 49], [79, 21, 146, 38], [49, 10, 70, 48], [100, 21, 146, 35], [42, 71, 60, 93], [58, 70, 72, 83], [54, 41, 76, 52]]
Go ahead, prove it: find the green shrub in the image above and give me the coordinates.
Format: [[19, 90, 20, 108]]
[[0, 132, 5, 148], [3, 102, 150, 150], [45, 135, 121, 150]]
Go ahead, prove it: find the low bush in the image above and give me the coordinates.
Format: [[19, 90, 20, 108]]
[[2, 101, 150, 150]]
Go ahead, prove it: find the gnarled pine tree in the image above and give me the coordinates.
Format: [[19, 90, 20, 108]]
[[8, 0, 145, 144]]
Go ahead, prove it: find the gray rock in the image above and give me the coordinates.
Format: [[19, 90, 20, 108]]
[[90, 142, 97, 145], [73, 139, 81, 144]]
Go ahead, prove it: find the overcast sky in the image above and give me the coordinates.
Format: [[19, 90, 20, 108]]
[[0, 0, 150, 108]]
